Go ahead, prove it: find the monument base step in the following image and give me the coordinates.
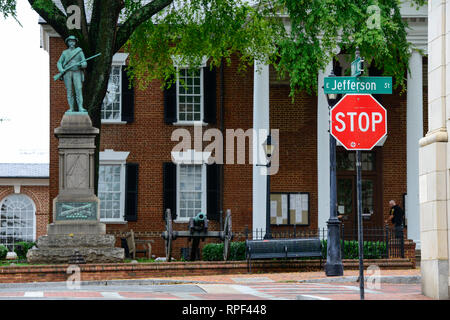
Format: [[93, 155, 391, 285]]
[[27, 234, 124, 264], [36, 234, 116, 248], [47, 222, 106, 235], [27, 247, 124, 264]]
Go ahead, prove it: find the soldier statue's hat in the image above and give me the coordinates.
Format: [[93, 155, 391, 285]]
[[65, 35, 78, 45]]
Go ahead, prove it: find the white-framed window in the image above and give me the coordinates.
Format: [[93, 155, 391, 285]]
[[172, 56, 208, 125], [0, 194, 36, 250], [177, 68, 203, 122], [177, 164, 206, 220], [101, 53, 129, 123], [101, 65, 122, 121], [98, 149, 129, 222], [172, 149, 210, 222]]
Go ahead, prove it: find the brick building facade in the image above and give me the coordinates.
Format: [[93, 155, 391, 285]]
[[0, 163, 49, 250], [41, 4, 428, 259]]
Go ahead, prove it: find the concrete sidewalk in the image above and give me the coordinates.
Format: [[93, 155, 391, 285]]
[[0, 268, 432, 300], [146, 268, 422, 285], [0, 268, 422, 288]]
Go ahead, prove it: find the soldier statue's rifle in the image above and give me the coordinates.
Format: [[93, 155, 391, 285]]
[[54, 53, 101, 81]]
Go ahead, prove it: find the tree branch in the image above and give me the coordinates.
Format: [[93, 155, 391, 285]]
[[28, 0, 69, 40], [114, 0, 173, 52]]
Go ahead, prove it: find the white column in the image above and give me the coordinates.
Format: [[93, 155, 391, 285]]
[[252, 61, 269, 238], [317, 61, 333, 231], [419, 0, 449, 300], [406, 50, 423, 249]]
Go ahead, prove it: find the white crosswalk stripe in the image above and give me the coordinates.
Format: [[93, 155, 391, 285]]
[[100, 292, 124, 299], [24, 291, 44, 298], [246, 282, 382, 299]]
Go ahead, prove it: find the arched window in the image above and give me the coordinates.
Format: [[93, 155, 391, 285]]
[[0, 194, 36, 250]]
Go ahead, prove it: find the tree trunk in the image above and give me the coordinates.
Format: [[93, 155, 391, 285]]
[[80, 2, 123, 195]]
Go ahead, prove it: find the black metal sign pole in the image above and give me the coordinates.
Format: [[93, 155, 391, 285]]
[[356, 150, 365, 300]]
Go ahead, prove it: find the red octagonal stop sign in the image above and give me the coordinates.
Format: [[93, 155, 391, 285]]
[[330, 94, 387, 150]]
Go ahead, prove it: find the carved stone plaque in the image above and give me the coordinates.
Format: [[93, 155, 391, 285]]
[[55, 201, 97, 221], [66, 154, 89, 189]]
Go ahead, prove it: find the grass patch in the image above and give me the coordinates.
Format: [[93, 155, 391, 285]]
[[0, 260, 30, 266]]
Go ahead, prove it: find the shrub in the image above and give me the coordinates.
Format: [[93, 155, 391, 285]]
[[229, 241, 246, 261], [321, 239, 386, 259], [202, 243, 224, 261], [202, 241, 246, 261], [203, 240, 387, 261], [14, 241, 36, 260], [0, 245, 7, 260]]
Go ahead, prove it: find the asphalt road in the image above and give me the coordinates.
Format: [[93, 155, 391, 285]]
[[0, 276, 430, 300]]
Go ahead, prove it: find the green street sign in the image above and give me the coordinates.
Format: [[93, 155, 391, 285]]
[[323, 76, 392, 94], [351, 57, 363, 77]]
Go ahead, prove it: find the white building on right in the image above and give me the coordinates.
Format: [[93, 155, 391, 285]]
[[419, 0, 450, 300]]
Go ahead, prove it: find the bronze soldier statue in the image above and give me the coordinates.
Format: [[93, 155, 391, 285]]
[[55, 36, 100, 113], [56, 35, 87, 112]]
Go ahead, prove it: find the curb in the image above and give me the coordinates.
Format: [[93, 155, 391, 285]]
[[297, 275, 421, 284], [0, 278, 209, 289], [0, 275, 421, 289]]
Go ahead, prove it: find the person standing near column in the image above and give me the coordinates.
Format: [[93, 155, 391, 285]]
[[386, 200, 404, 238]]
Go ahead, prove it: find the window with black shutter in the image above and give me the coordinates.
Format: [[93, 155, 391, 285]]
[[125, 163, 139, 222], [203, 66, 216, 124], [163, 162, 177, 220], [121, 67, 135, 123], [164, 76, 177, 124], [206, 163, 221, 221]]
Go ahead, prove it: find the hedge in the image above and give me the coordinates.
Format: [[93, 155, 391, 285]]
[[0, 245, 7, 260], [13, 241, 36, 260], [202, 241, 246, 261], [202, 240, 387, 261], [321, 240, 387, 259]]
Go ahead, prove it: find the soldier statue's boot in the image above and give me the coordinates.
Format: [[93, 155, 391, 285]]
[[77, 97, 87, 112], [67, 94, 75, 112]]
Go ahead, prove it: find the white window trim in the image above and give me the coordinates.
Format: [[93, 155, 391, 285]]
[[171, 55, 208, 69], [99, 149, 130, 222], [174, 67, 204, 125], [171, 149, 210, 223], [0, 194, 37, 246], [171, 55, 208, 126], [102, 53, 129, 124]]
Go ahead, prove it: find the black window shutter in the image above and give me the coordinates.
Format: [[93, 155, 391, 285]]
[[206, 163, 220, 221], [164, 75, 177, 124], [124, 163, 139, 222], [163, 162, 177, 220], [203, 66, 216, 124], [121, 67, 135, 123]]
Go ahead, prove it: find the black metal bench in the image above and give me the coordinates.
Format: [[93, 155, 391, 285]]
[[246, 238, 323, 272]]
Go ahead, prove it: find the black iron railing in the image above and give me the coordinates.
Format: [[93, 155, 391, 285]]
[[242, 224, 404, 259]]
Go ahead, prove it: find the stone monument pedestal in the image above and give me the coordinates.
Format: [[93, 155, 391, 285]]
[[27, 112, 124, 264]]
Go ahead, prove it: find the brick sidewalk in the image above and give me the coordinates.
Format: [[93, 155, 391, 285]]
[[0, 268, 432, 300], [146, 268, 422, 284]]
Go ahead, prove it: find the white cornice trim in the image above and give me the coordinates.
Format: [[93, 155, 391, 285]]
[[171, 55, 208, 68], [171, 149, 211, 164], [0, 178, 49, 186], [112, 53, 129, 66], [100, 149, 130, 163], [40, 24, 59, 52]]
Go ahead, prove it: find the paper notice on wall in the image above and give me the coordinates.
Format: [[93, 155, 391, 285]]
[[338, 205, 345, 214], [296, 195, 303, 223], [271, 200, 277, 219], [301, 194, 308, 211], [281, 194, 288, 220], [288, 194, 301, 224]]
